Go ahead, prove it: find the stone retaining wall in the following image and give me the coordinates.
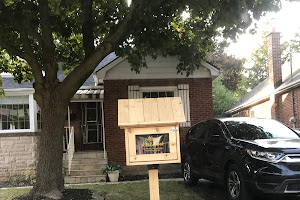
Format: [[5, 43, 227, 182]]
[[0, 134, 39, 181]]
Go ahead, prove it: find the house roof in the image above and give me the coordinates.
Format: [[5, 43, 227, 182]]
[[226, 61, 300, 114], [2, 74, 33, 90], [1, 52, 117, 91]]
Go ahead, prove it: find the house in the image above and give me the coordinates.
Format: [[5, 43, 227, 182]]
[[0, 54, 220, 183], [226, 32, 300, 130]]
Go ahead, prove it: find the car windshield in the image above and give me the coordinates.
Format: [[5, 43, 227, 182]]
[[224, 119, 299, 140]]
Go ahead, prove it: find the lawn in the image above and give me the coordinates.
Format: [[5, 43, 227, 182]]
[[0, 180, 202, 200]]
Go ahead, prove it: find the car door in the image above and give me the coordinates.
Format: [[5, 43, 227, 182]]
[[189, 122, 209, 171], [204, 121, 228, 179]]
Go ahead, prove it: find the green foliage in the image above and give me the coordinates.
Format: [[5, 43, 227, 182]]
[[7, 170, 36, 186], [0, 0, 281, 79], [213, 75, 248, 117], [207, 49, 245, 91], [213, 75, 238, 117], [102, 163, 122, 174], [246, 30, 269, 89]]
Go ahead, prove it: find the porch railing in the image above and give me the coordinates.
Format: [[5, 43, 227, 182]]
[[64, 126, 75, 176]]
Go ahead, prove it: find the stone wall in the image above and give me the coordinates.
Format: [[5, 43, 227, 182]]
[[0, 134, 39, 181]]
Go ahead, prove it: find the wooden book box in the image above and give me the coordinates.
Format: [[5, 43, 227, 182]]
[[118, 97, 186, 166]]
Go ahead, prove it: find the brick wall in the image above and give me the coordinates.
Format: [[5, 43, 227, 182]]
[[237, 109, 249, 117], [104, 78, 214, 165], [278, 88, 300, 128], [0, 135, 38, 181]]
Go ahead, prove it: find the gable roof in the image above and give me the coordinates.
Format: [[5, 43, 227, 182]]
[[226, 59, 300, 114]]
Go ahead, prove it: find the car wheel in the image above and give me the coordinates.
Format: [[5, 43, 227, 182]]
[[183, 159, 198, 186], [226, 164, 250, 200]]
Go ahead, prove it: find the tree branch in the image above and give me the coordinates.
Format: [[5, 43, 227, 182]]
[[58, 3, 137, 101], [0, 40, 25, 59], [81, 0, 95, 58], [20, 30, 44, 86], [38, 0, 57, 83]]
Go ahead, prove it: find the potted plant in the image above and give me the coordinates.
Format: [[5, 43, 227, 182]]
[[102, 163, 122, 182]]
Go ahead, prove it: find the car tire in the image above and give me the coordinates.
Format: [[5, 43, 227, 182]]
[[183, 159, 198, 186], [226, 164, 250, 200]]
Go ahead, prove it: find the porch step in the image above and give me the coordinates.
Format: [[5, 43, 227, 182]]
[[73, 151, 106, 159], [71, 158, 107, 165], [70, 169, 103, 176], [71, 164, 107, 170], [65, 175, 106, 184], [64, 151, 108, 184]]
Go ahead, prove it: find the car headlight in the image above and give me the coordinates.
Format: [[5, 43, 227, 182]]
[[247, 149, 283, 163]]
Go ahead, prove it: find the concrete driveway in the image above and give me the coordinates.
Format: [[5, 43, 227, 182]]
[[178, 179, 300, 200]]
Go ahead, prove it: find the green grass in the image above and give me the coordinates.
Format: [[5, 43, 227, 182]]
[[0, 188, 30, 200], [0, 180, 202, 200]]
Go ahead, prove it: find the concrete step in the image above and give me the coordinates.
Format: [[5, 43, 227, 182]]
[[71, 164, 107, 170], [73, 151, 105, 159], [71, 158, 107, 165], [64, 175, 106, 184], [70, 169, 104, 176]]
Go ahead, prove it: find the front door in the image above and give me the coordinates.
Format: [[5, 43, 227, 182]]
[[81, 102, 103, 150]]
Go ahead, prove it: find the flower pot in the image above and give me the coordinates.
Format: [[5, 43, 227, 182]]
[[108, 170, 119, 182]]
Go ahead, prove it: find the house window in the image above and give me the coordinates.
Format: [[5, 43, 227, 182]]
[[129, 85, 191, 127], [140, 86, 178, 98], [0, 96, 30, 130]]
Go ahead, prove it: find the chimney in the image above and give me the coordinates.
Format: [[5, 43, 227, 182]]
[[267, 31, 282, 88]]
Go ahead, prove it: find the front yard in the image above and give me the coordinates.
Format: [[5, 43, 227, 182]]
[[0, 180, 203, 200]]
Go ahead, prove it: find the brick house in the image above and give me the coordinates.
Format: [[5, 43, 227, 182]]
[[0, 54, 219, 183], [226, 32, 300, 130]]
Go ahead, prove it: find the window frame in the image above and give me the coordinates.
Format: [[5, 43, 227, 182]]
[[139, 86, 178, 98], [0, 93, 36, 133]]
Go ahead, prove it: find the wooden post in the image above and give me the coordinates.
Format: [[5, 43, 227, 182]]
[[148, 165, 160, 200]]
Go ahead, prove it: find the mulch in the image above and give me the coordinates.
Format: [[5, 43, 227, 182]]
[[12, 189, 94, 200]]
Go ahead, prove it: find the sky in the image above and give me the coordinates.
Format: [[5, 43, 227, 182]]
[[226, 0, 300, 60]]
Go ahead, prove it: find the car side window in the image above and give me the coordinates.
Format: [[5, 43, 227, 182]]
[[207, 122, 223, 140], [194, 123, 208, 140]]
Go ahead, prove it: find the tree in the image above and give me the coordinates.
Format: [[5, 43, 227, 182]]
[[207, 49, 245, 91], [246, 30, 291, 89], [246, 31, 269, 89], [0, 0, 281, 199], [213, 75, 239, 117]]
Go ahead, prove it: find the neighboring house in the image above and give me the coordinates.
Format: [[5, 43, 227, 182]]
[[226, 32, 300, 129], [0, 54, 219, 183]]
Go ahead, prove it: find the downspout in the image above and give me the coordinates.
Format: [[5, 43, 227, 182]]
[[290, 47, 296, 128]]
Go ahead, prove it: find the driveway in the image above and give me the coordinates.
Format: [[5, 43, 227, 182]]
[[178, 179, 300, 200]]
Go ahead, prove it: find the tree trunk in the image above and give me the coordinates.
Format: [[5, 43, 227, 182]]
[[30, 96, 68, 199]]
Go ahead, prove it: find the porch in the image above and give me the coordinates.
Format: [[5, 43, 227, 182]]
[[63, 127, 108, 184], [63, 86, 108, 184]]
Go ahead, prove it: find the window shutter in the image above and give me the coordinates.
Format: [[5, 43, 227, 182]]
[[128, 85, 140, 99], [178, 84, 191, 127]]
